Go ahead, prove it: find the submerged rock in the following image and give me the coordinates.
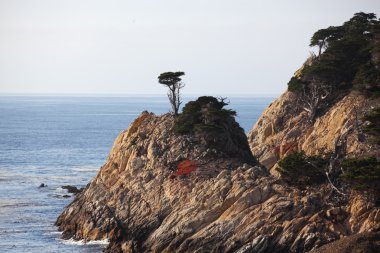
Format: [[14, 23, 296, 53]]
[[62, 185, 83, 194]]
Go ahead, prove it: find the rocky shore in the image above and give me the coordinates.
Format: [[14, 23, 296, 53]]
[[56, 13, 380, 251], [56, 109, 380, 252]]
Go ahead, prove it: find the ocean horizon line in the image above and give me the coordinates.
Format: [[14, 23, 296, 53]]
[[0, 92, 281, 98]]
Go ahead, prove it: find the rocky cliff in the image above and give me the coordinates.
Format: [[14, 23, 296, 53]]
[[248, 91, 380, 174], [56, 109, 380, 252]]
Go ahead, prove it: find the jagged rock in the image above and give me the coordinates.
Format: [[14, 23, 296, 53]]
[[62, 185, 82, 194], [56, 111, 380, 252], [248, 91, 380, 172], [309, 232, 380, 253]]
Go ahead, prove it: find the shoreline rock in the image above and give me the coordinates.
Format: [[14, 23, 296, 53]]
[[56, 111, 380, 252], [62, 185, 83, 195]]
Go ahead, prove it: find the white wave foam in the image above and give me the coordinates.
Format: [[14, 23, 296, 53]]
[[60, 238, 109, 245], [55, 187, 66, 192], [71, 167, 99, 172], [47, 231, 63, 235]]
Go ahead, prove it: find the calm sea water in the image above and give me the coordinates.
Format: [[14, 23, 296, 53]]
[[0, 95, 274, 253]]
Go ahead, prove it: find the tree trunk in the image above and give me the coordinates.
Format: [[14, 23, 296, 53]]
[[308, 106, 317, 123]]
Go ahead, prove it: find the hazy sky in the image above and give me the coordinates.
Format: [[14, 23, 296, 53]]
[[0, 0, 379, 95]]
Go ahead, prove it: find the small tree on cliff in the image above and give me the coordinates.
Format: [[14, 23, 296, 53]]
[[309, 26, 343, 58], [298, 78, 333, 123], [158, 71, 185, 116]]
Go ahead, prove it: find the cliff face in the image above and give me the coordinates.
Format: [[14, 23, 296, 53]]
[[248, 91, 380, 173], [56, 111, 380, 253], [56, 12, 380, 251]]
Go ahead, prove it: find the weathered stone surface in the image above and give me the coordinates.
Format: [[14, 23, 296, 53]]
[[308, 232, 380, 253], [248, 91, 380, 172], [56, 111, 380, 253]]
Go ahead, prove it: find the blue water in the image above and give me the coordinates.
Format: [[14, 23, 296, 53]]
[[0, 95, 274, 252]]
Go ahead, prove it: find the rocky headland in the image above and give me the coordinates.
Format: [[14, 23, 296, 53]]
[[56, 13, 380, 253], [56, 102, 379, 252]]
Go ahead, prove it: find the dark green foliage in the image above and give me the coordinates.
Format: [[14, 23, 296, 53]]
[[173, 96, 255, 162], [363, 107, 380, 144], [194, 123, 223, 133], [158, 71, 185, 116], [158, 72, 185, 86], [353, 62, 380, 96], [287, 76, 304, 92], [290, 12, 380, 98], [309, 40, 364, 83], [277, 151, 327, 186], [309, 26, 343, 57], [174, 96, 235, 134], [340, 157, 380, 192]]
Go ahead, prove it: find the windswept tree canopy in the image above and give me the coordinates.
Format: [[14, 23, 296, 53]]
[[309, 12, 378, 54], [158, 72, 185, 87], [288, 12, 380, 121], [292, 12, 380, 93], [158, 71, 185, 116], [309, 26, 343, 56]]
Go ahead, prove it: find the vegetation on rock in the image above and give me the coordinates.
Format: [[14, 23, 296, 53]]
[[340, 157, 380, 190], [305, 12, 379, 92], [174, 96, 235, 134], [56, 13, 380, 253], [277, 151, 327, 186], [287, 76, 304, 92], [287, 12, 380, 122], [277, 150, 380, 203], [363, 107, 380, 144], [173, 96, 255, 162], [158, 71, 185, 116]]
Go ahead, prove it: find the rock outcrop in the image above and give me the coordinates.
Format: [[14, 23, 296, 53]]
[[308, 231, 380, 253], [248, 90, 380, 173], [56, 111, 380, 252], [57, 12, 380, 251]]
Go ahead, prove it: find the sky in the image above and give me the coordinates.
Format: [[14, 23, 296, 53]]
[[0, 0, 379, 96]]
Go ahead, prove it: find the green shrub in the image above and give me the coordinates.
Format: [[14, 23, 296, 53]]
[[296, 13, 380, 97], [172, 96, 255, 162], [277, 151, 327, 186], [363, 107, 380, 144], [193, 123, 223, 133], [287, 77, 304, 92], [340, 157, 380, 191], [353, 62, 380, 97], [173, 96, 236, 135]]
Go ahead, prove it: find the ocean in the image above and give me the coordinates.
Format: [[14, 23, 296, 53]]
[[0, 95, 274, 252]]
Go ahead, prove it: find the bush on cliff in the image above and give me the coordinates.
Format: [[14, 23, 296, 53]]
[[277, 151, 327, 186], [363, 107, 380, 145], [173, 96, 236, 134], [340, 157, 380, 202], [173, 96, 255, 162], [287, 12, 380, 121], [287, 77, 304, 92], [302, 12, 379, 91]]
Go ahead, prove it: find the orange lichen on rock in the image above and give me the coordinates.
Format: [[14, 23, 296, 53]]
[[173, 160, 197, 177]]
